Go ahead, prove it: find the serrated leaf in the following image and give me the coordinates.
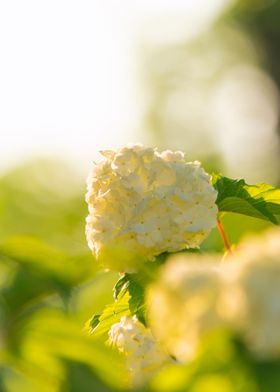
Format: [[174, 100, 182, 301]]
[[212, 174, 280, 224], [114, 273, 146, 325], [127, 277, 146, 325], [113, 274, 130, 301], [93, 263, 168, 338], [88, 292, 131, 337]]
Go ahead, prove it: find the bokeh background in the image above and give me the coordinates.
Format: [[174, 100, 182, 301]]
[[1, 0, 280, 182], [2, 0, 280, 256], [1, 1, 280, 390]]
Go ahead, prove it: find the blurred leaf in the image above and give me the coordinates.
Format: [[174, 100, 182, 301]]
[[61, 361, 116, 392], [12, 309, 129, 391], [149, 330, 258, 392], [253, 359, 280, 392], [212, 174, 280, 224], [0, 161, 130, 391], [70, 271, 119, 324], [201, 212, 270, 252], [0, 160, 87, 252], [0, 236, 95, 285], [1, 366, 57, 392], [149, 362, 193, 392], [0, 236, 96, 320]]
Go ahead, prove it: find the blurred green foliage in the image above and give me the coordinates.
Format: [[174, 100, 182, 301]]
[[148, 329, 280, 392], [2, 1, 280, 390], [0, 159, 277, 391], [0, 160, 124, 391], [227, 0, 280, 90], [2, 2, 280, 381], [148, 330, 261, 392]]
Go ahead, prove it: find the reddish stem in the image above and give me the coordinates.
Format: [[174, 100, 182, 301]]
[[217, 218, 231, 253]]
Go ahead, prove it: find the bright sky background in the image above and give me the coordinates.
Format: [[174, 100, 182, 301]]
[[0, 0, 230, 173]]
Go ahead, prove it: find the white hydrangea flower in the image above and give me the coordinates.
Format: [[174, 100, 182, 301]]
[[147, 229, 280, 361], [148, 254, 225, 362], [86, 144, 218, 271], [224, 228, 280, 359], [108, 316, 169, 387]]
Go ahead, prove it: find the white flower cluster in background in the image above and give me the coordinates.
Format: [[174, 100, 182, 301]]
[[224, 229, 280, 358], [148, 254, 225, 362], [108, 316, 169, 386], [86, 144, 218, 271], [148, 228, 280, 361]]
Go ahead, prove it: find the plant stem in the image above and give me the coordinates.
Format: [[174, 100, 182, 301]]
[[217, 218, 231, 253]]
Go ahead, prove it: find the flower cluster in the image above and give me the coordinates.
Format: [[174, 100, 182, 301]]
[[86, 144, 218, 271], [148, 229, 280, 361], [108, 316, 169, 386], [148, 254, 225, 361], [224, 229, 280, 358]]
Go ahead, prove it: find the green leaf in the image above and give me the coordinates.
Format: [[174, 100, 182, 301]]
[[88, 270, 149, 337], [87, 292, 131, 337], [112, 261, 170, 326], [89, 315, 101, 331], [114, 273, 146, 325], [212, 174, 280, 224], [113, 275, 130, 301]]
